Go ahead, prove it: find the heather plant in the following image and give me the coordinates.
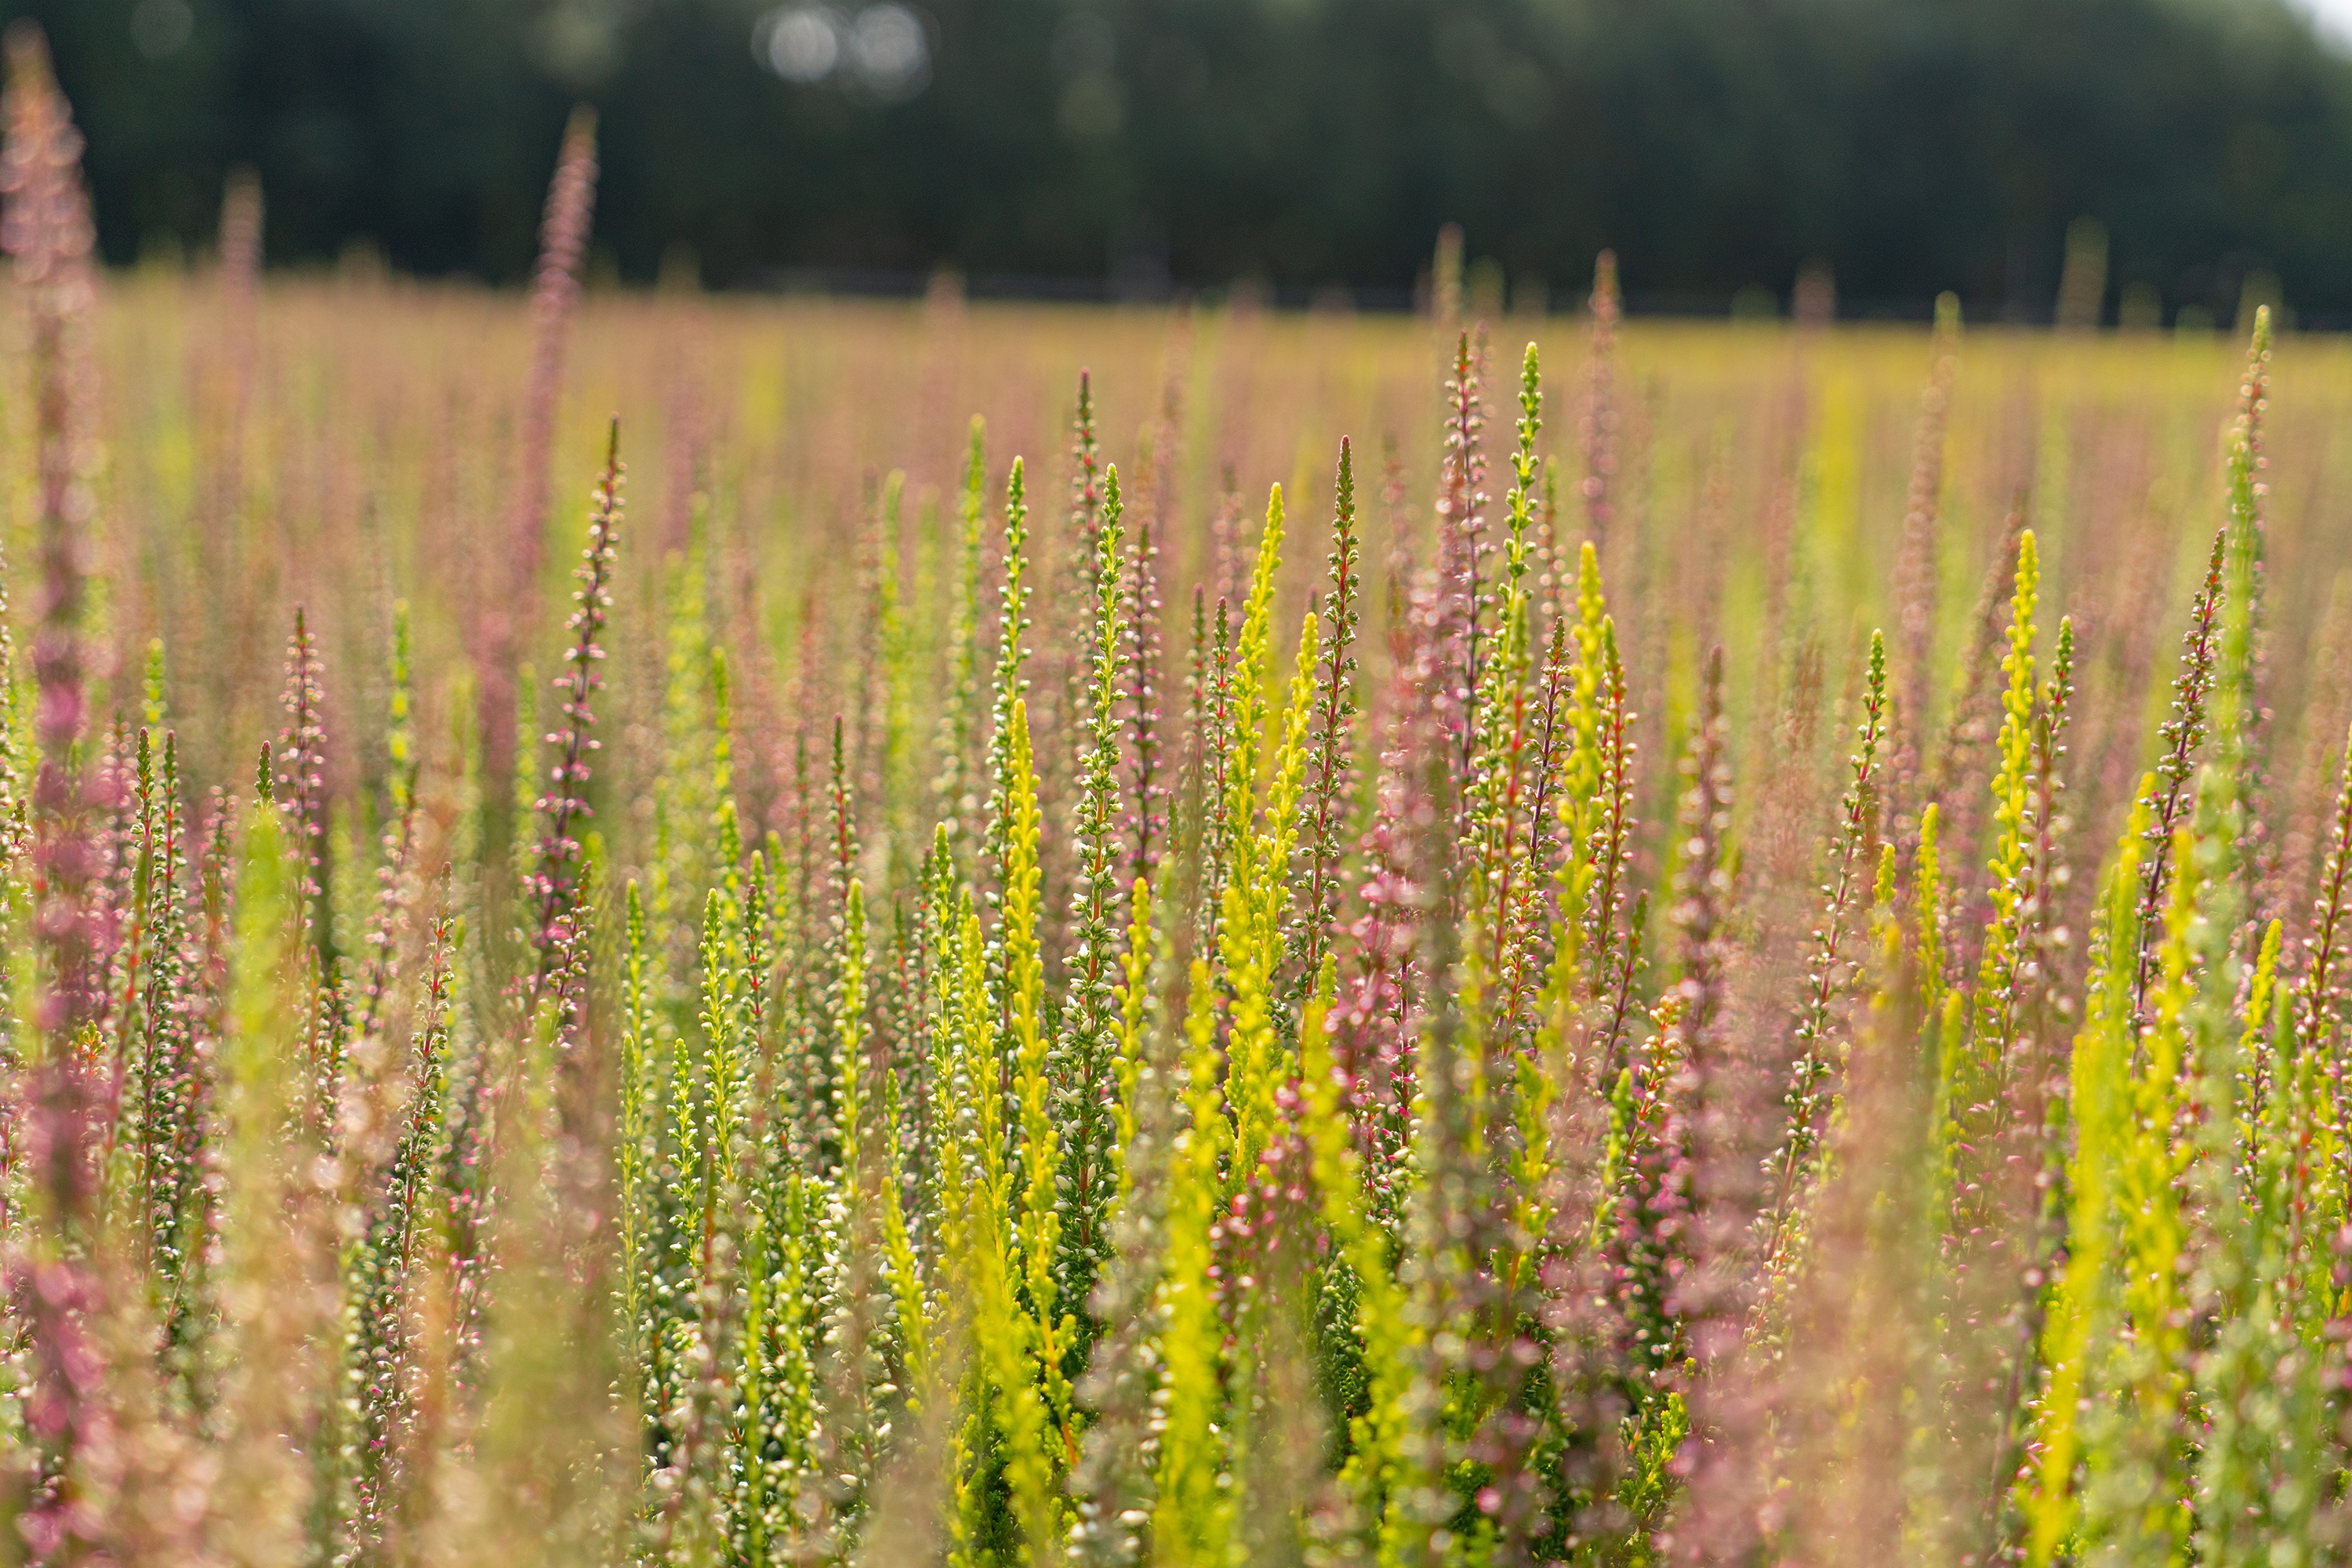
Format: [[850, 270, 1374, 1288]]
[[11, 29, 2352, 1568]]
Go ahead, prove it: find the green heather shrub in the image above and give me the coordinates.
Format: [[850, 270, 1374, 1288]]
[[8, 24, 2352, 1568]]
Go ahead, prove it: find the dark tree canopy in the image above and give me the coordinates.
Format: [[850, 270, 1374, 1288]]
[[15, 0, 2352, 319]]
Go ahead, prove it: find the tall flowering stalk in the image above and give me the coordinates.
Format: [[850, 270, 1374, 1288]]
[[1648, 646, 1743, 1557], [2217, 310, 2274, 915], [346, 910, 458, 1550], [2024, 792, 2150, 1566], [1121, 567, 1165, 897], [275, 610, 332, 983], [1923, 506, 2029, 846], [1290, 439, 1362, 996], [1298, 974, 1417, 1561], [1152, 963, 1234, 1568], [485, 105, 598, 786], [1002, 700, 1074, 1485], [8, 20, 103, 1042], [1436, 330, 1490, 797], [2, 29, 125, 1557], [1056, 466, 1127, 1351], [1214, 487, 1312, 1181], [507, 104, 599, 595], [1467, 344, 1552, 1045], [982, 459, 1033, 898], [525, 418, 624, 1001], [1951, 531, 2050, 1163], [2132, 528, 2227, 1020], [122, 732, 208, 1358], [1922, 535, 2068, 1552], [353, 602, 421, 1044], [1335, 538, 1452, 1231], [1187, 594, 1239, 956], [1544, 543, 1637, 1048], [1065, 369, 1106, 617], [1754, 630, 1889, 1316], [2295, 724, 2352, 1232], [2088, 833, 2202, 1561]]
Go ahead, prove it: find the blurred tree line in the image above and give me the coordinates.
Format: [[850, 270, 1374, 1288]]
[[12, 0, 2352, 319]]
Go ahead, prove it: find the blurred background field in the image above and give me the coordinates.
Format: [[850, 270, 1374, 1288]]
[[81, 265, 2352, 877]]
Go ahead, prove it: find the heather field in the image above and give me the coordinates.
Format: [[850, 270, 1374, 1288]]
[[15, 34, 2352, 1568]]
